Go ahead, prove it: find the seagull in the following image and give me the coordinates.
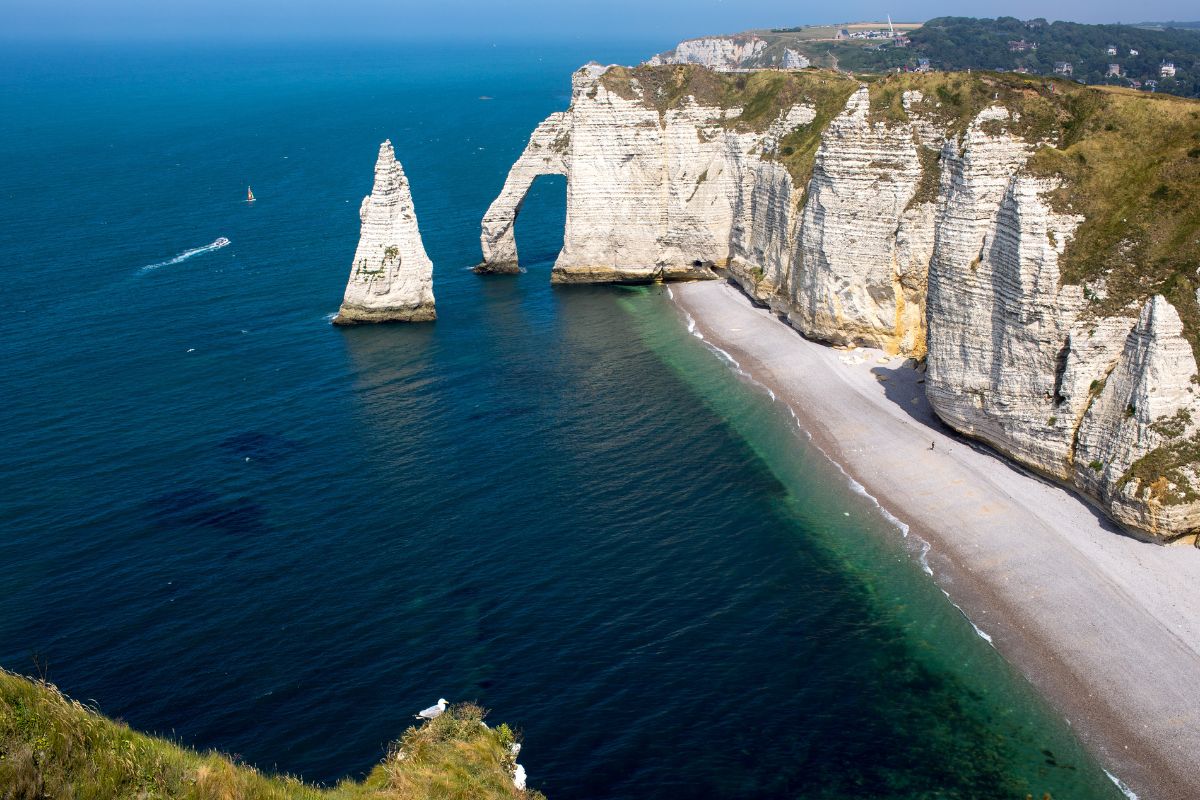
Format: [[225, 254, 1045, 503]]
[[415, 698, 448, 720]]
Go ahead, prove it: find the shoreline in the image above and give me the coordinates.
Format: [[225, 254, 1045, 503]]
[[669, 279, 1200, 800]]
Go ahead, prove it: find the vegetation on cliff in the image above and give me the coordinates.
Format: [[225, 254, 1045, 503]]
[[0, 669, 541, 800], [864, 69, 1076, 142], [1025, 87, 1200, 354]]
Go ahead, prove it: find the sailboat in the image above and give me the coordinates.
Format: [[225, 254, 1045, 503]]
[[247, 186, 256, 203]]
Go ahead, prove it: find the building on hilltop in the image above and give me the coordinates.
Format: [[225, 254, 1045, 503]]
[[1106, 45, 1118, 56], [1161, 61, 1177, 77], [1107, 63, 1122, 77], [1130, 49, 1139, 56], [916, 57, 931, 72], [1008, 39, 1037, 52], [1054, 61, 1074, 76]]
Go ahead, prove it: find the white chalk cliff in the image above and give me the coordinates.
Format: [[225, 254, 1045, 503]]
[[481, 64, 1200, 542], [335, 140, 435, 324], [647, 37, 767, 71], [647, 36, 818, 71]]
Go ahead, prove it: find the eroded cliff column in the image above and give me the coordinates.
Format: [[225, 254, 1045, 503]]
[[334, 140, 436, 324]]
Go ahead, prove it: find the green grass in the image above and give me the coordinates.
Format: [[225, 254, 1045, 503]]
[[1120, 433, 1200, 505], [906, 145, 943, 210], [0, 669, 543, 800], [865, 70, 1077, 143], [1120, 409, 1200, 505]]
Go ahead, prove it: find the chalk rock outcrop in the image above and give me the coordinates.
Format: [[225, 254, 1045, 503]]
[[783, 87, 937, 355], [647, 36, 821, 72], [334, 140, 435, 324], [481, 67, 935, 352], [647, 37, 767, 71], [477, 115, 569, 274], [478, 64, 819, 284], [485, 63, 1200, 542], [783, 49, 811, 69]]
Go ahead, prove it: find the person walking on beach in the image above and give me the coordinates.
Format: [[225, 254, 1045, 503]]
[[929, 441, 935, 451]]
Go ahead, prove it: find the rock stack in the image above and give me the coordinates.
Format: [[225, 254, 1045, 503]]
[[334, 140, 435, 324]]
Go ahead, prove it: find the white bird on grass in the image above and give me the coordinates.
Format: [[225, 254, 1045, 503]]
[[415, 698, 448, 720]]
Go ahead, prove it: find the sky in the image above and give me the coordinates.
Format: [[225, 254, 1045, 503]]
[[3, 0, 1198, 42]]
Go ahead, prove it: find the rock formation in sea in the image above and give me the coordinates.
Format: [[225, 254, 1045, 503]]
[[482, 63, 1200, 543], [334, 140, 435, 324]]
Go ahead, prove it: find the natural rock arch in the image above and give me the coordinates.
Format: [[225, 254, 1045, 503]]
[[475, 113, 570, 274]]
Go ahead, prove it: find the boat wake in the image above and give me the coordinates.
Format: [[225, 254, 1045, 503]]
[[141, 238, 230, 272]]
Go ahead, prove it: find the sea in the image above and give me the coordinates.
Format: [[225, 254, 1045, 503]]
[[0, 41, 1126, 799]]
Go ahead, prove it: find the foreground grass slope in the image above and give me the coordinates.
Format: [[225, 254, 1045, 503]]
[[0, 670, 543, 800]]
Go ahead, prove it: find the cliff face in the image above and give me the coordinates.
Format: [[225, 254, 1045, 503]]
[[647, 35, 813, 72], [335, 140, 436, 324], [647, 37, 767, 71], [482, 64, 1200, 543], [479, 65, 828, 284]]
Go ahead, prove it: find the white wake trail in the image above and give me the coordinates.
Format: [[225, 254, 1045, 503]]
[[141, 237, 229, 272]]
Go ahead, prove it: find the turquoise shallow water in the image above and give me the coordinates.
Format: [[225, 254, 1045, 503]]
[[0, 42, 1124, 798]]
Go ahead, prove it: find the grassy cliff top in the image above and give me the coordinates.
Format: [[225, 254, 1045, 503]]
[[598, 64, 858, 130], [0, 669, 543, 800]]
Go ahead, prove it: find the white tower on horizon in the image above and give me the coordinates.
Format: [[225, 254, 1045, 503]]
[[888, 15, 894, 36]]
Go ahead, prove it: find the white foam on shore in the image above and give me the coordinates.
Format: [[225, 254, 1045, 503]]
[[686, 312, 775, 400], [917, 539, 933, 576], [969, 620, 994, 644], [141, 238, 229, 272], [686, 299, 918, 546], [1104, 770, 1140, 800]]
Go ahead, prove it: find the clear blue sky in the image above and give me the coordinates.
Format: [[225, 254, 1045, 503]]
[[4, 0, 1197, 42]]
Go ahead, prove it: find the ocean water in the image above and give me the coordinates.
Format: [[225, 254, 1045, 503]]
[[0, 42, 1125, 799]]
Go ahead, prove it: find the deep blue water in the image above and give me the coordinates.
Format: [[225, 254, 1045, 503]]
[[0, 43, 1124, 799]]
